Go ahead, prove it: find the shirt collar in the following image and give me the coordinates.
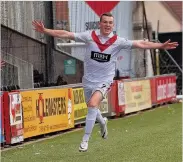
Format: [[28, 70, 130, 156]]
[[95, 30, 114, 38]]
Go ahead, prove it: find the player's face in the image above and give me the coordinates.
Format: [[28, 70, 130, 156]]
[[99, 16, 114, 36]]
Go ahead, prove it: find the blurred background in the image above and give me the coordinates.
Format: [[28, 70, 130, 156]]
[[1, 1, 182, 94]]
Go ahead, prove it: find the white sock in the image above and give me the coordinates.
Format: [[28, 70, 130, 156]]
[[96, 109, 105, 126], [82, 107, 98, 142]]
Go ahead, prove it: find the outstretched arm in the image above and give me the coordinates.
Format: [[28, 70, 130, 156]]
[[32, 20, 75, 40], [132, 39, 179, 50]]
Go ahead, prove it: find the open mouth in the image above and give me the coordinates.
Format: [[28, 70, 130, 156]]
[[105, 28, 111, 32]]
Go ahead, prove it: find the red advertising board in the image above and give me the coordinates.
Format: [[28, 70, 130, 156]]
[[117, 80, 126, 113], [109, 81, 118, 115], [3, 91, 24, 144], [155, 75, 176, 104], [110, 79, 129, 116], [1, 91, 5, 143], [150, 77, 157, 105]]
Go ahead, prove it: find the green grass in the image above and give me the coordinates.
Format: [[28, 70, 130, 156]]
[[1, 103, 182, 162]]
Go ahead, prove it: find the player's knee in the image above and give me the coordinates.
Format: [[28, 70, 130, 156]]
[[87, 91, 102, 107], [87, 101, 98, 108]]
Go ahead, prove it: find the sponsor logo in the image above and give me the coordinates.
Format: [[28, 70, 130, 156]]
[[36, 93, 66, 124], [91, 51, 111, 62]]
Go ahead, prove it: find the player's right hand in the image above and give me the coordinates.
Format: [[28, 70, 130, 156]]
[[32, 20, 45, 33]]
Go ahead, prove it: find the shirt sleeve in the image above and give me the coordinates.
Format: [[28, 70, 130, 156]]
[[118, 37, 133, 50], [74, 31, 91, 43]]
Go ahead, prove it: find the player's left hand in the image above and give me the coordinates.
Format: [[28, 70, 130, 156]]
[[0, 60, 5, 69], [161, 39, 179, 50]]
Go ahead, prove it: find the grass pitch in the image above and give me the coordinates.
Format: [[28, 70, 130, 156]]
[[1, 103, 182, 162]]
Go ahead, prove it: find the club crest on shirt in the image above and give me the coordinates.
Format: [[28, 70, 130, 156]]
[[91, 51, 111, 62]]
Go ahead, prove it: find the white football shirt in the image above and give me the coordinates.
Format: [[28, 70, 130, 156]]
[[74, 30, 133, 87]]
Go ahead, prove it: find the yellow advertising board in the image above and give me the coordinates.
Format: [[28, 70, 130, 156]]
[[73, 88, 88, 120], [21, 88, 74, 139], [73, 88, 109, 120], [124, 80, 152, 114]]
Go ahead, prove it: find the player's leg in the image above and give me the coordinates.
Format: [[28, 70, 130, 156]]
[[79, 90, 103, 152], [97, 108, 108, 139], [95, 83, 111, 139], [96, 108, 105, 127]]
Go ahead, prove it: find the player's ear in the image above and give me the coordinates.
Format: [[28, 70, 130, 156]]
[[99, 21, 101, 29]]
